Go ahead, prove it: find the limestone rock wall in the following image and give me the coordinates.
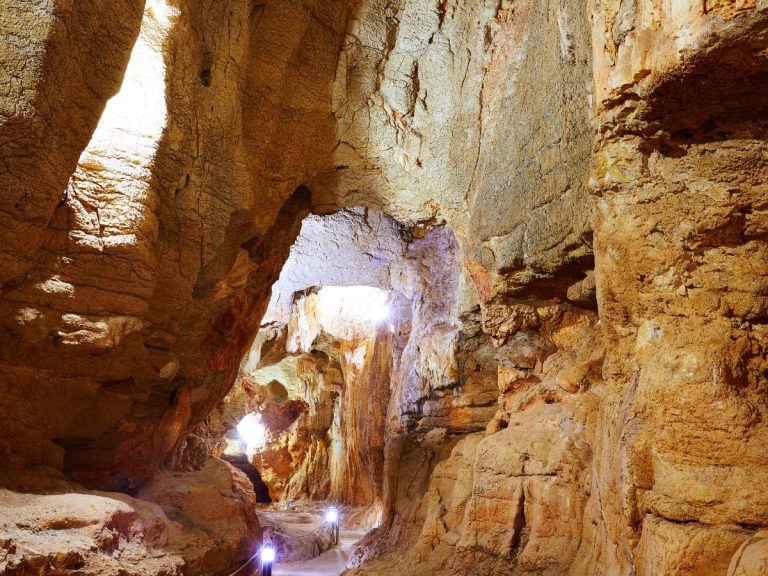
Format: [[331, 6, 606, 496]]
[[579, 2, 768, 574], [2, 0, 768, 575], [0, 0, 351, 490], [345, 2, 768, 575], [347, 302, 604, 576], [389, 227, 499, 436], [0, 0, 594, 490], [0, 0, 144, 285]]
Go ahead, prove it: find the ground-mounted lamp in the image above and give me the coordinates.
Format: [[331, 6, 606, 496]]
[[259, 544, 275, 576], [326, 507, 340, 546]]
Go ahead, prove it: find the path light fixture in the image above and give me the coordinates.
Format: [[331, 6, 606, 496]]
[[326, 507, 340, 546], [260, 544, 275, 576]]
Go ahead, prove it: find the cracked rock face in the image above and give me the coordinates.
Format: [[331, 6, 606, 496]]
[[2, 0, 768, 575], [580, 3, 768, 575]]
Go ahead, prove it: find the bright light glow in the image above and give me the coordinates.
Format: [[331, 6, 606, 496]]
[[287, 286, 394, 352], [222, 437, 245, 457], [369, 299, 391, 322], [237, 413, 267, 452], [147, 0, 177, 25], [66, 0, 178, 258], [325, 508, 339, 523], [316, 286, 392, 327], [317, 286, 391, 325], [84, 0, 177, 158], [260, 545, 276, 563]]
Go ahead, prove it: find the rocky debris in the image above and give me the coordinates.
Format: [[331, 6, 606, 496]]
[[139, 458, 260, 574], [0, 488, 184, 576], [257, 510, 336, 563], [0, 458, 259, 576]]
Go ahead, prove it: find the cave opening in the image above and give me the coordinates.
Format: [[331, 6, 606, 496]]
[[191, 203, 489, 566], [4, 1, 768, 574], [197, 205, 419, 561], [222, 282, 397, 509]]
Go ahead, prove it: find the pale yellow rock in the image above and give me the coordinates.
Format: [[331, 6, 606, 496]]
[[728, 531, 768, 576]]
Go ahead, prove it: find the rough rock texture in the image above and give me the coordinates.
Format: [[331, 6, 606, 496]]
[[0, 0, 592, 488], [0, 0, 144, 285], [578, 2, 768, 574], [233, 287, 395, 509], [0, 0, 334, 490], [256, 510, 336, 563], [729, 531, 768, 576], [2, 0, 767, 575], [203, 213, 498, 514], [0, 458, 258, 576], [389, 228, 494, 434], [346, 304, 604, 576]]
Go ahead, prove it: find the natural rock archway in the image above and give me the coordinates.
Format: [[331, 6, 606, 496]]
[[2, 1, 768, 575]]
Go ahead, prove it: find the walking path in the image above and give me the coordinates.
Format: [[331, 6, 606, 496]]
[[273, 531, 365, 576]]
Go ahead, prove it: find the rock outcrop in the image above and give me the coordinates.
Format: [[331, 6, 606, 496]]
[[578, 2, 768, 574], [0, 458, 258, 576], [256, 510, 336, 563]]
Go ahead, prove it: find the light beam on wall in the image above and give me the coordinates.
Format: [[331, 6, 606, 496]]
[[82, 0, 177, 163], [62, 0, 178, 278], [287, 286, 394, 353]]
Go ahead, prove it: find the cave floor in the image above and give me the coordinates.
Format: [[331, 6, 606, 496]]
[[273, 531, 365, 576]]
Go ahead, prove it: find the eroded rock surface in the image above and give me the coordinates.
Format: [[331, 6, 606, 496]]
[[579, 2, 768, 574], [1, 0, 767, 575], [257, 510, 336, 563], [0, 458, 258, 576]]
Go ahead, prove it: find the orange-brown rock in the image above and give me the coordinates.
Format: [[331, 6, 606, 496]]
[[0, 458, 258, 576], [578, 2, 768, 574], [2, 0, 768, 575]]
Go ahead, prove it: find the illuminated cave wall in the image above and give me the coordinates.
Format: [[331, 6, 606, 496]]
[[2, 1, 768, 575]]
